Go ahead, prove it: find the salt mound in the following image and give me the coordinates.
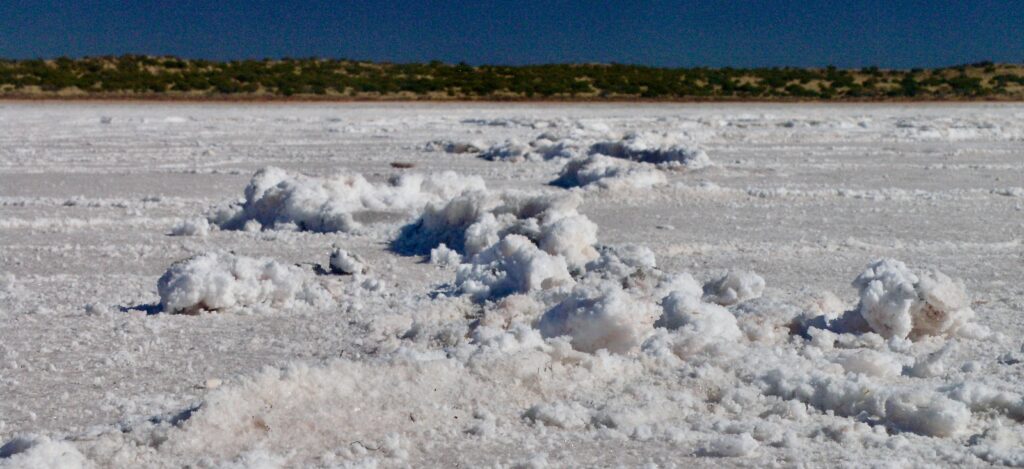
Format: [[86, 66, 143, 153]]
[[968, 423, 1024, 466], [703, 270, 766, 306], [169, 217, 211, 237], [157, 251, 330, 314], [580, 244, 713, 314], [760, 365, 971, 437], [590, 131, 712, 169], [551, 155, 667, 190], [0, 436, 90, 469], [529, 133, 587, 160], [992, 187, 1024, 197], [479, 140, 533, 162], [393, 189, 600, 302], [585, 244, 659, 278], [656, 291, 741, 341], [211, 167, 485, 233], [852, 259, 918, 339], [536, 212, 600, 271], [947, 382, 1024, 421], [853, 258, 975, 340], [913, 270, 976, 337], [524, 401, 592, 429], [478, 133, 587, 163], [885, 390, 972, 437], [424, 139, 483, 154], [456, 234, 574, 301], [833, 349, 903, 378], [538, 282, 659, 354], [644, 291, 742, 360], [705, 433, 759, 457], [395, 191, 598, 271], [470, 130, 712, 171], [428, 243, 462, 267], [329, 248, 367, 275]]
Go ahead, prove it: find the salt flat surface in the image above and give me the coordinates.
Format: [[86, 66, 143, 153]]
[[1, 103, 1023, 468]]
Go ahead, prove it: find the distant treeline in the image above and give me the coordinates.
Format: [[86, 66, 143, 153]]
[[1, 56, 1023, 100]]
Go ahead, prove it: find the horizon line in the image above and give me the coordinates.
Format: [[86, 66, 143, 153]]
[[2, 55, 1019, 72]]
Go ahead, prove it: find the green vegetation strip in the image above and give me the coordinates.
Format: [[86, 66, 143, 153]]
[[1, 56, 1022, 100]]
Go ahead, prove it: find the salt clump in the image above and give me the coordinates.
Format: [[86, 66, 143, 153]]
[[211, 167, 485, 233], [832, 349, 903, 378], [456, 235, 574, 301], [428, 243, 462, 267], [394, 189, 604, 301], [760, 365, 971, 437], [329, 248, 367, 275], [169, 217, 211, 237], [644, 291, 742, 360], [551, 154, 667, 190], [157, 251, 330, 314], [524, 402, 592, 429], [396, 191, 598, 271], [885, 390, 971, 437], [656, 291, 741, 342], [945, 382, 1024, 420], [537, 282, 659, 354], [584, 244, 659, 279], [469, 128, 713, 170], [424, 139, 483, 154], [703, 270, 766, 306], [479, 140, 532, 162], [590, 131, 712, 169], [913, 270, 976, 337], [0, 436, 91, 469], [477, 133, 588, 162], [705, 433, 759, 457], [969, 423, 1024, 466], [853, 258, 975, 340]]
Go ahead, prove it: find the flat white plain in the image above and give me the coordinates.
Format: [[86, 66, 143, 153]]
[[1, 103, 1023, 468]]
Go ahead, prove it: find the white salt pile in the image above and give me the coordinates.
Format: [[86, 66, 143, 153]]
[[468, 129, 712, 171], [551, 154, 667, 190], [424, 139, 484, 154], [210, 166, 485, 233], [852, 258, 976, 340], [328, 248, 367, 275], [589, 131, 712, 169], [477, 132, 589, 162], [703, 270, 766, 306], [395, 191, 598, 272], [479, 139, 534, 162], [705, 433, 759, 457], [157, 251, 331, 314], [0, 436, 90, 469], [456, 234, 574, 301], [656, 291, 742, 341], [538, 282, 660, 354], [428, 243, 462, 267], [169, 217, 212, 237]]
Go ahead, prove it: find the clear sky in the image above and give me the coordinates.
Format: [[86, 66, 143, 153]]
[[1, 0, 1022, 68]]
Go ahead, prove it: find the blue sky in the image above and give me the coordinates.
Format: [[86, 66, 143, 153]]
[[1, 0, 1021, 68]]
